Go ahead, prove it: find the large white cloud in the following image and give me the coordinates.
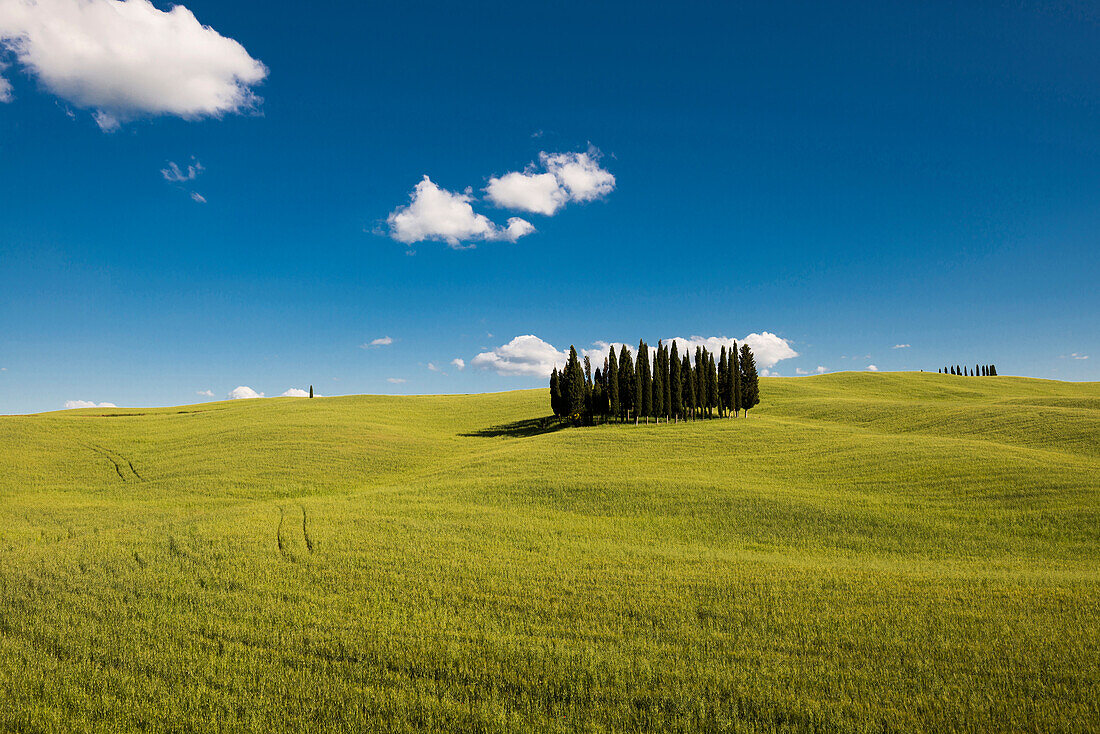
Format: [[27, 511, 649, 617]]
[[64, 399, 116, 409], [227, 385, 263, 399], [485, 149, 615, 215], [387, 176, 534, 248], [662, 333, 798, 368], [0, 0, 267, 129], [473, 332, 798, 379], [472, 335, 568, 377], [279, 388, 309, 397]]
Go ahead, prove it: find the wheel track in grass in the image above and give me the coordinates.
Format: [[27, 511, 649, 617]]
[[85, 444, 145, 483], [277, 505, 314, 560]]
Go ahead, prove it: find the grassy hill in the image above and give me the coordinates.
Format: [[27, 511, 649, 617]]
[[1, 372, 1097, 732]]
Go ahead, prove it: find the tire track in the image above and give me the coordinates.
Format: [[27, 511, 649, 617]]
[[276, 506, 290, 560], [88, 444, 145, 482], [301, 506, 314, 554]]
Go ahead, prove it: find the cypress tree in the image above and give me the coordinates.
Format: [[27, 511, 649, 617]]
[[661, 343, 671, 421], [636, 340, 651, 425], [607, 347, 620, 421], [731, 341, 741, 417], [707, 352, 718, 418], [584, 356, 594, 419], [740, 343, 760, 416], [565, 346, 585, 419], [619, 344, 635, 421], [991, 364, 997, 376], [309, 385, 313, 398], [653, 341, 666, 424], [549, 368, 562, 417], [669, 341, 682, 422], [682, 353, 695, 420]]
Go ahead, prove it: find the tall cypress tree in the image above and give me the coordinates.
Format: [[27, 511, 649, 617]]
[[669, 341, 682, 422], [549, 368, 561, 417], [653, 341, 666, 424], [731, 341, 741, 417], [707, 352, 718, 417], [682, 353, 695, 420], [619, 344, 635, 422], [565, 346, 585, 419], [607, 347, 620, 421], [309, 385, 313, 398], [991, 364, 997, 376], [740, 343, 760, 416], [661, 343, 671, 421], [636, 340, 651, 425], [718, 346, 728, 417]]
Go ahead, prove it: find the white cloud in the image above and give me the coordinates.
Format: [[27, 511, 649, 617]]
[[472, 335, 568, 377], [279, 388, 309, 397], [366, 336, 393, 347], [228, 385, 263, 399], [866, 364, 879, 371], [387, 176, 534, 247], [450, 357, 465, 370], [485, 149, 615, 215], [386, 377, 406, 384], [662, 333, 798, 368], [162, 159, 202, 182], [427, 362, 442, 373], [815, 365, 827, 374], [190, 192, 206, 203], [196, 389, 214, 397], [1069, 353, 1089, 360], [0, 65, 11, 102], [892, 344, 910, 349], [64, 399, 116, 409], [0, 0, 267, 129], [484, 169, 566, 215]]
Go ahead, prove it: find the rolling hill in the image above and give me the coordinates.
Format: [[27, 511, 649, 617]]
[[1, 372, 1097, 732]]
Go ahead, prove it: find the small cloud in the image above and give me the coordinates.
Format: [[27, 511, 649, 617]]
[[162, 159, 203, 183], [1067, 353, 1090, 360], [228, 385, 263, 399], [64, 399, 117, 409], [427, 362, 443, 373], [815, 365, 827, 374], [386, 176, 534, 248], [451, 358, 465, 370], [795, 368, 809, 375], [759, 369, 777, 377], [866, 364, 879, 371], [190, 192, 206, 204], [196, 389, 214, 397], [892, 344, 910, 349], [0, 69, 11, 103], [485, 148, 615, 216], [279, 388, 309, 397], [386, 377, 406, 384], [363, 336, 393, 348]]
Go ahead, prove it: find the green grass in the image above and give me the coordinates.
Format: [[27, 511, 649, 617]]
[[1, 372, 1098, 732]]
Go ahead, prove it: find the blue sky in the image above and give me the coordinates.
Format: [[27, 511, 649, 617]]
[[1, 0, 1097, 413]]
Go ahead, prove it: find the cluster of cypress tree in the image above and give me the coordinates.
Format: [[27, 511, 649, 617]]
[[939, 364, 998, 376], [549, 341, 760, 424]]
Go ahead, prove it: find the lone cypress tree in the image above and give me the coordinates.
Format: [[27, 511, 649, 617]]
[[618, 344, 635, 421], [740, 343, 760, 416], [653, 342, 665, 424], [309, 385, 313, 398], [565, 346, 585, 419], [669, 341, 682, 422], [682, 353, 695, 421], [607, 347, 620, 421]]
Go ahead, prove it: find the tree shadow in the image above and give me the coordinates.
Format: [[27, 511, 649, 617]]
[[460, 416, 570, 438]]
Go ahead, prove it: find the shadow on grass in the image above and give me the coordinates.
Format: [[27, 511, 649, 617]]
[[460, 416, 570, 438]]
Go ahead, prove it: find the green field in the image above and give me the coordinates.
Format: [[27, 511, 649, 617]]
[[1, 372, 1098, 732]]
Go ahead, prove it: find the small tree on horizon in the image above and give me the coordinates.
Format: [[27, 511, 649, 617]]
[[669, 341, 682, 422], [309, 385, 313, 398]]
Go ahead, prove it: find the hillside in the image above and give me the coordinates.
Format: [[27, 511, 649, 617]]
[[1, 372, 1098, 732]]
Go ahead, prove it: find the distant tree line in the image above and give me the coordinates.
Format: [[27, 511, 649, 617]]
[[549, 341, 761, 424], [940, 364, 998, 376]]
